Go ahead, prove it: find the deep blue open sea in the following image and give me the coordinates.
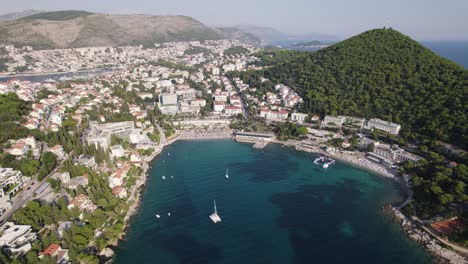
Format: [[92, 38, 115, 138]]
[[114, 140, 431, 264], [423, 41, 468, 68]]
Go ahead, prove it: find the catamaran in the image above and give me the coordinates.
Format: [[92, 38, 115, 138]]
[[209, 200, 222, 223], [225, 168, 229, 179]]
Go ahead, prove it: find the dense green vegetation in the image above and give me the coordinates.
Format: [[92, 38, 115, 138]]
[[37, 152, 57, 180], [406, 163, 468, 219], [224, 46, 250, 56], [12, 169, 128, 263], [37, 89, 59, 100], [21, 10, 93, 21], [184, 46, 210, 55], [274, 122, 308, 141], [148, 60, 196, 73], [0, 57, 9, 72], [254, 29, 467, 149], [0, 93, 31, 144]]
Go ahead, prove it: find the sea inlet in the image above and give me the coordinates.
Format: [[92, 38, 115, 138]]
[[114, 140, 432, 264]]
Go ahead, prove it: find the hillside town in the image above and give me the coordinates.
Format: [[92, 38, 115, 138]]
[[0, 37, 465, 264]]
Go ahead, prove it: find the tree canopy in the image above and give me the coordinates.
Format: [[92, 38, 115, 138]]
[[255, 29, 467, 148]]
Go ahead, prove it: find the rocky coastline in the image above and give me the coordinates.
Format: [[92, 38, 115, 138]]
[[386, 206, 467, 264]]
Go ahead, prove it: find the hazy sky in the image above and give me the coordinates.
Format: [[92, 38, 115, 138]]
[[3, 0, 468, 40]]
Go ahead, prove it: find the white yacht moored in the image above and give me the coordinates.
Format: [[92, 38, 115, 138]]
[[209, 200, 222, 223]]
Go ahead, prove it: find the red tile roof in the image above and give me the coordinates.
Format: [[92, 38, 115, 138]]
[[39, 243, 60, 256]]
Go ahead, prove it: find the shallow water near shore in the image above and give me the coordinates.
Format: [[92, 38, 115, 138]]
[[114, 140, 432, 264]]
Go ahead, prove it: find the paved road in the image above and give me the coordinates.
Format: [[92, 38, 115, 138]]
[[155, 123, 167, 145], [228, 76, 251, 117], [0, 166, 59, 222], [418, 222, 468, 255]]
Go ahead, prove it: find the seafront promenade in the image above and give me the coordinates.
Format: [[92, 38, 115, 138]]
[[176, 128, 233, 140]]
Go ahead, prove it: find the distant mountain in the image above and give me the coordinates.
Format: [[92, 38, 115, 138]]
[[0, 9, 45, 21], [234, 24, 337, 45], [0, 10, 224, 49], [216, 27, 264, 46]]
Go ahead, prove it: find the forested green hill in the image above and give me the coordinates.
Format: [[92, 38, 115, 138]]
[[257, 28, 467, 148]]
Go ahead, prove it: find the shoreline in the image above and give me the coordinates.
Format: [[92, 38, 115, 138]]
[[389, 206, 467, 264], [112, 131, 467, 263]]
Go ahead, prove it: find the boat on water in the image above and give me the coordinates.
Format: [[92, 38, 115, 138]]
[[209, 200, 222, 223], [170, 176, 174, 179], [168, 212, 171, 216], [314, 155, 336, 168], [162, 176, 166, 180], [155, 214, 160, 218], [225, 168, 229, 179]]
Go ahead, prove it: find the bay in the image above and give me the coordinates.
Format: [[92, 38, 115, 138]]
[[114, 140, 432, 264]]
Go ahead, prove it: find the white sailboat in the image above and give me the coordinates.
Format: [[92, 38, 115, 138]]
[[225, 168, 229, 179], [209, 200, 221, 223]]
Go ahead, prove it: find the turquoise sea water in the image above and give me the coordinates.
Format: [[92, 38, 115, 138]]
[[114, 140, 432, 264]]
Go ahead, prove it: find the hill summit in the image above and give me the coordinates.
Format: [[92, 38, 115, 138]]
[[0, 11, 223, 49], [261, 28, 467, 147]]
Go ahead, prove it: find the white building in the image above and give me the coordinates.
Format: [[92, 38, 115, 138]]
[[0, 168, 24, 198], [159, 105, 179, 115], [234, 131, 275, 143], [110, 145, 126, 159], [213, 101, 225, 112], [159, 94, 178, 106], [74, 155, 96, 168], [49, 145, 65, 159], [191, 99, 206, 107], [322, 115, 346, 127], [8, 140, 29, 156], [86, 121, 135, 149], [341, 116, 366, 128], [370, 143, 422, 164], [52, 172, 71, 185], [66, 176, 89, 190], [291, 113, 308, 124], [49, 112, 62, 125], [224, 106, 243, 116], [367, 118, 401, 135], [0, 224, 36, 254]]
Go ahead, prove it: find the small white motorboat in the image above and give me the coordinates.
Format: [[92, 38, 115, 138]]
[[171, 176, 174, 179], [162, 176, 166, 180], [168, 212, 171, 216], [225, 168, 229, 179], [155, 214, 160, 218]]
